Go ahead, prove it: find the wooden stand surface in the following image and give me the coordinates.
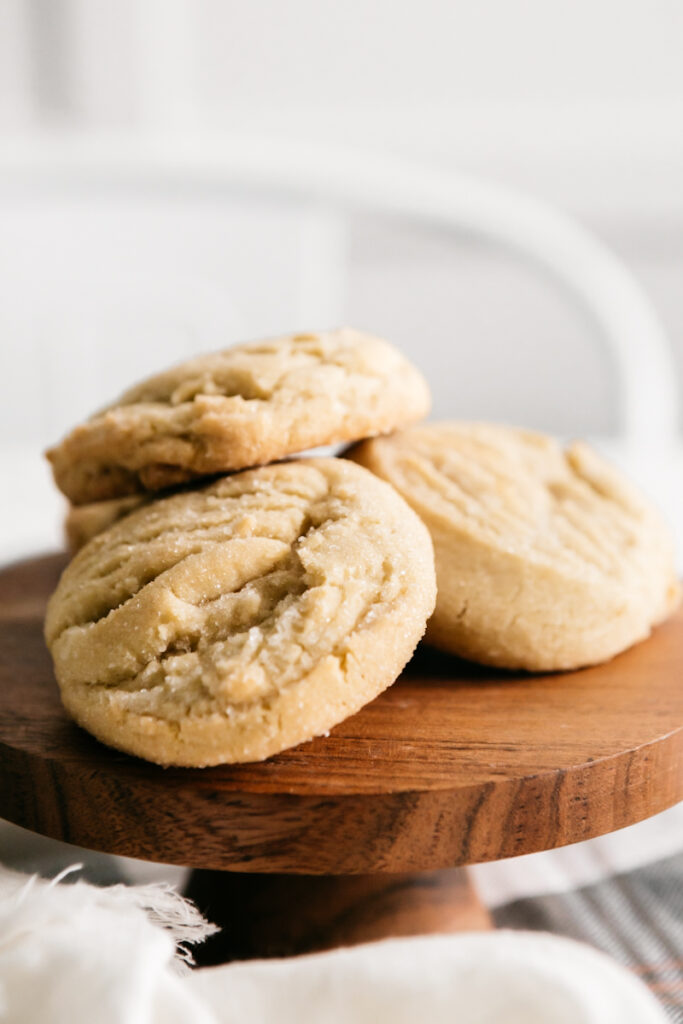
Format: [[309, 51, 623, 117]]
[[1, 553, 681, 960]]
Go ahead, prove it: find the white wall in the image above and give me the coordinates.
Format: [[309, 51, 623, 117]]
[[4, 3, 683, 180]]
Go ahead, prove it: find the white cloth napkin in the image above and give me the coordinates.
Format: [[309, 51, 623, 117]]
[[0, 865, 666, 1024], [0, 865, 217, 1024]]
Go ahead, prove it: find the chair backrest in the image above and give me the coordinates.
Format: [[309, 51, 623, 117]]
[[0, 137, 678, 453]]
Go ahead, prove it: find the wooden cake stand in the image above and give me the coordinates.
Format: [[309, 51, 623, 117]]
[[1, 553, 682, 964]]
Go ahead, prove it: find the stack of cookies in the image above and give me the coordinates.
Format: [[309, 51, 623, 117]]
[[44, 331, 436, 766], [44, 329, 679, 767]]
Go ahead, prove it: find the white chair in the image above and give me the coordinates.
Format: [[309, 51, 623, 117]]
[[0, 137, 680, 564]]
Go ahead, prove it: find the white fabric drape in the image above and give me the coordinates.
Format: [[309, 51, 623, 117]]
[[0, 865, 666, 1024]]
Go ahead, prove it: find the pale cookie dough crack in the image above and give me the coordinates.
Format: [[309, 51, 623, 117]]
[[87, 536, 393, 719], [115, 339, 393, 411], [76, 507, 324, 695], [65, 501, 319, 632], [71, 503, 315, 640], [119, 568, 307, 697]]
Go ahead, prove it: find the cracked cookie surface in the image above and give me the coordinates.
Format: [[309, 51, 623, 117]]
[[47, 329, 431, 505], [350, 422, 679, 671], [45, 459, 436, 765]]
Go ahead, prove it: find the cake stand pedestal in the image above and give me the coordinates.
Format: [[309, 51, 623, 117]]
[[1, 554, 681, 963]]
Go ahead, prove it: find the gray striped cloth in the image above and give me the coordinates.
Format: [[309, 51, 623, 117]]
[[494, 852, 683, 1021]]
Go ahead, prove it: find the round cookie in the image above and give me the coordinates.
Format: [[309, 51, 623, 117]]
[[47, 329, 431, 505], [350, 422, 679, 671], [45, 459, 436, 766], [65, 494, 148, 555]]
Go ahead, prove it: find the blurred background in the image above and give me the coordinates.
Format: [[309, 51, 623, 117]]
[[0, 0, 682, 555]]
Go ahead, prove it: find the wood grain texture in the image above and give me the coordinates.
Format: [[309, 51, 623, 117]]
[[1, 553, 682, 874], [184, 867, 491, 964]]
